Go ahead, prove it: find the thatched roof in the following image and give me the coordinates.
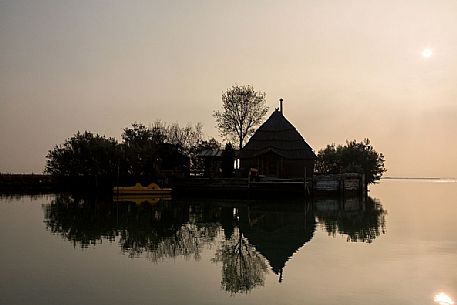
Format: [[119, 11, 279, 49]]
[[238, 109, 316, 160]]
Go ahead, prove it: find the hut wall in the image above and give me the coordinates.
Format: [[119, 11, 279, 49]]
[[282, 159, 315, 178], [240, 158, 314, 178], [239, 158, 259, 177]]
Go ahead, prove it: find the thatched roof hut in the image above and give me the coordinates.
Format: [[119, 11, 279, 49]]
[[238, 106, 316, 178]]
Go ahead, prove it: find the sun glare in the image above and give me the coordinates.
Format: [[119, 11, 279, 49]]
[[422, 48, 433, 59], [434, 292, 455, 305]]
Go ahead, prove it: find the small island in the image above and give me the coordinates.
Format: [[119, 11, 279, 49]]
[[5, 84, 385, 198]]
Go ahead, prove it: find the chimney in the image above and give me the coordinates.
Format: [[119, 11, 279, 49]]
[[279, 98, 283, 114]]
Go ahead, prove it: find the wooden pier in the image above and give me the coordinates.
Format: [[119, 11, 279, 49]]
[[173, 173, 366, 198]]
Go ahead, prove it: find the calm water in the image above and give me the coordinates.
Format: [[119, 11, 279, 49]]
[[0, 180, 456, 305]]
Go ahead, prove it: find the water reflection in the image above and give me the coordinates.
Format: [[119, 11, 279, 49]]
[[315, 197, 386, 243], [43, 194, 386, 293], [213, 226, 268, 294], [239, 203, 315, 282], [43, 194, 213, 261]]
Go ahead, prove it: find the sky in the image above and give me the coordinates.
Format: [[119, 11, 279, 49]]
[[1, 0, 457, 177]]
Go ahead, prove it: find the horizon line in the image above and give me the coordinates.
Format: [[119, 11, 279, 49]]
[[382, 176, 457, 180]]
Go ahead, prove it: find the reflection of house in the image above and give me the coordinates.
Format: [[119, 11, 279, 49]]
[[196, 149, 223, 177], [239, 204, 316, 281], [238, 104, 316, 178]]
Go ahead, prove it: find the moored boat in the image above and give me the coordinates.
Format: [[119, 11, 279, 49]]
[[113, 182, 172, 195]]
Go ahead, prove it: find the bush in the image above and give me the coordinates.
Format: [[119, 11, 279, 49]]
[[45, 131, 119, 188], [315, 139, 386, 185]]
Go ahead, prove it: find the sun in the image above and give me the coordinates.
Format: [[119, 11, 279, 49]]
[[434, 292, 454, 305], [422, 48, 433, 59]]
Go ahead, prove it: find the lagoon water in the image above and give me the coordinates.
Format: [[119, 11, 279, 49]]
[[0, 180, 456, 305]]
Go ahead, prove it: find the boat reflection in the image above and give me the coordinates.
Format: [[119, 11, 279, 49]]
[[43, 194, 386, 293], [113, 194, 172, 205]]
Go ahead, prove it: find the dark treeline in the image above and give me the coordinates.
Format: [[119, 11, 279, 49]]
[[45, 121, 232, 190]]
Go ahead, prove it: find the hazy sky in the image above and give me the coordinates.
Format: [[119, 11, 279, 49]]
[[1, 0, 457, 177]]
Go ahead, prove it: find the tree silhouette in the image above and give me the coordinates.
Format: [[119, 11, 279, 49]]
[[213, 84, 268, 149], [45, 121, 204, 188], [45, 131, 119, 188], [315, 138, 386, 185]]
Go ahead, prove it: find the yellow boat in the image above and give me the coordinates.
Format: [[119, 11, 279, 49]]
[[113, 182, 172, 195]]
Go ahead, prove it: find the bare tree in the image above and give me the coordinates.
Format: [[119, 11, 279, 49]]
[[213, 85, 268, 149], [165, 122, 203, 154]]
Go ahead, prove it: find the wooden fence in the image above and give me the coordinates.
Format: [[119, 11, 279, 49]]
[[313, 173, 366, 196]]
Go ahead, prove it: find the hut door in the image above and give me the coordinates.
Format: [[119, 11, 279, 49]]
[[262, 152, 280, 177]]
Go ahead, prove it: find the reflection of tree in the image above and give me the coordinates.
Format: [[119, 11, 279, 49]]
[[315, 196, 386, 243], [43, 194, 216, 262], [43, 194, 118, 247], [123, 223, 214, 262], [114, 201, 204, 261], [212, 226, 268, 294]]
